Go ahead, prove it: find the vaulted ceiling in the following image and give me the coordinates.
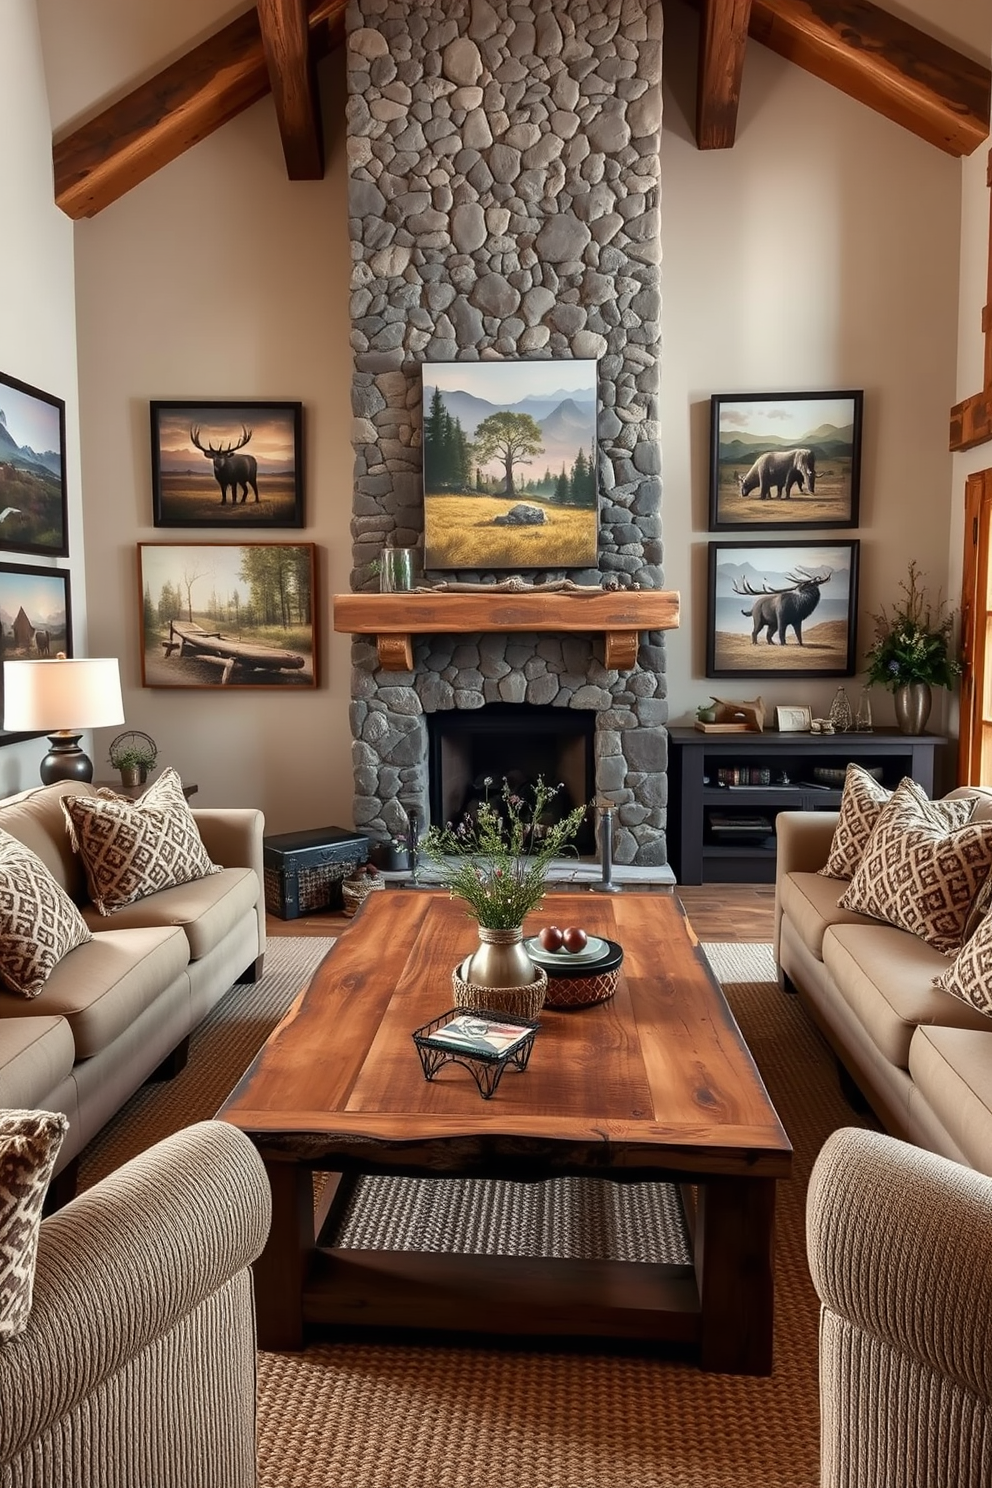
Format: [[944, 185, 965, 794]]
[[51, 0, 991, 221]]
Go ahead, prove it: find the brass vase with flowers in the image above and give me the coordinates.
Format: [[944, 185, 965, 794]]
[[864, 561, 961, 735], [422, 777, 588, 1020]]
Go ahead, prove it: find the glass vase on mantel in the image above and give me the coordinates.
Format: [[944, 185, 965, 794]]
[[828, 686, 854, 732], [893, 681, 932, 735]]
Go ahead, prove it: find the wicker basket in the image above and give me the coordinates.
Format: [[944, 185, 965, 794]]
[[341, 873, 385, 917], [543, 965, 621, 1009], [452, 962, 548, 1021]]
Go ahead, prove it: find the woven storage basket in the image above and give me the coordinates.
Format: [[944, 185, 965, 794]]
[[341, 873, 385, 917], [452, 962, 548, 1021], [543, 964, 620, 1009]]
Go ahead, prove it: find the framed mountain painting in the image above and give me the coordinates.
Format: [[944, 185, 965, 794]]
[[0, 371, 68, 557]]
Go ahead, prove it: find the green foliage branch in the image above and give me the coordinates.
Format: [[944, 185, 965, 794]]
[[864, 560, 962, 691], [422, 777, 587, 929]]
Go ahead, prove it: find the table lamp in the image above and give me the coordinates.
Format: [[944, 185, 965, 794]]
[[3, 655, 125, 783]]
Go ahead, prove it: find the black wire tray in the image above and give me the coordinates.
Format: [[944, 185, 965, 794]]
[[412, 1007, 540, 1099]]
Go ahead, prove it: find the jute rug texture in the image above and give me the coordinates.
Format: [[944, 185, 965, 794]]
[[80, 937, 870, 1488]]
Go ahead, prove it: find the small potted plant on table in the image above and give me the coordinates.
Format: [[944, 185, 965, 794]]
[[108, 731, 158, 788]]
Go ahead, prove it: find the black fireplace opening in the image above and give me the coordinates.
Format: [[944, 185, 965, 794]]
[[427, 703, 596, 854]]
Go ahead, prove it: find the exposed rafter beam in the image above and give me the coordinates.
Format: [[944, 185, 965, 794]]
[[697, 0, 753, 149], [747, 1, 990, 159], [53, 0, 345, 220], [257, 0, 324, 179]]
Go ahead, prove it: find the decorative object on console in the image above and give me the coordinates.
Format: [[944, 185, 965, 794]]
[[775, 705, 812, 733], [708, 390, 863, 532], [60, 766, 220, 915], [423, 776, 586, 1012], [0, 370, 68, 557], [864, 560, 961, 735], [421, 361, 598, 570], [108, 729, 158, 787], [707, 539, 860, 679], [828, 686, 855, 731], [138, 543, 316, 689], [855, 686, 874, 731], [149, 401, 304, 528], [0, 1108, 68, 1339], [695, 695, 766, 733], [2, 654, 124, 783]]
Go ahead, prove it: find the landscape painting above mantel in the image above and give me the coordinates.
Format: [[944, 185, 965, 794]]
[[422, 361, 598, 569]]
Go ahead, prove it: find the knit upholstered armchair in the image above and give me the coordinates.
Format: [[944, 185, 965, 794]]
[[0, 1121, 271, 1487], [807, 1127, 992, 1488]]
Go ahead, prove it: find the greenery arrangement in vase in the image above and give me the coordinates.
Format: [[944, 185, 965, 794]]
[[864, 562, 961, 734], [422, 777, 587, 992], [108, 737, 158, 787]]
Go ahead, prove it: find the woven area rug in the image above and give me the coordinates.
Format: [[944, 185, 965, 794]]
[[81, 937, 871, 1488]]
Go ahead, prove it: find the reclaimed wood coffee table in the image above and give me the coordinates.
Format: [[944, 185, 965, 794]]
[[219, 890, 792, 1373]]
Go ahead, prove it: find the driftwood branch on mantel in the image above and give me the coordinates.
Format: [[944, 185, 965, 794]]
[[332, 589, 681, 673]]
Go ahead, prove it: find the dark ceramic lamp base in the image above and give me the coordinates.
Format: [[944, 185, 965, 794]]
[[39, 733, 94, 785]]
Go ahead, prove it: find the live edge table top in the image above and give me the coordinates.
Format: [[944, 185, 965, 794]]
[[220, 891, 792, 1183]]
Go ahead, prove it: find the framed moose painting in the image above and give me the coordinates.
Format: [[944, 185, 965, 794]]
[[709, 391, 863, 531], [706, 539, 860, 678], [150, 402, 304, 528]]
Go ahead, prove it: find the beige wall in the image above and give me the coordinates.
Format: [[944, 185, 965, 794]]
[[661, 0, 965, 736], [32, 3, 991, 826], [0, 1, 85, 799]]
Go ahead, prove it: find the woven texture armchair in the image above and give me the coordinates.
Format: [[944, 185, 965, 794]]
[[0, 1120, 271, 1487], [808, 1127, 992, 1487]]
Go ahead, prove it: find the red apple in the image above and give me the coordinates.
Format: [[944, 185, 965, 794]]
[[562, 926, 588, 953], [539, 925, 564, 952]]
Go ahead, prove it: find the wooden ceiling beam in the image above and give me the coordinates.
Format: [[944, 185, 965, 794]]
[[747, 0, 990, 159], [696, 0, 753, 149], [257, 0, 324, 179], [53, 0, 345, 220]]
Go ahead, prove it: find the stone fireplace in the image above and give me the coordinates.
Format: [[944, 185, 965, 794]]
[[345, 0, 668, 867]]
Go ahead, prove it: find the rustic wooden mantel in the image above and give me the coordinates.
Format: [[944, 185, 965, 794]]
[[333, 590, 681, 671]]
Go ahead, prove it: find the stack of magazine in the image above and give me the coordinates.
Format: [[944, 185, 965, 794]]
[[423, 1013, 534, 1060]]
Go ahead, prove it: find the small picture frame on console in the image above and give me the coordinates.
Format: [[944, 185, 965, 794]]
[[150, 401, 304, 529], [707, 539, 860, 679], [775, 705, 813, 733], [709, 390, 863, 532]]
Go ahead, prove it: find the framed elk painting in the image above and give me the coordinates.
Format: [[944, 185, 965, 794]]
[[709, 391, 863, 531], [0, 370, 68, 557], [138, 542, 316, 689], [150, 401, 304, 528], [706, 539, 860, 678]]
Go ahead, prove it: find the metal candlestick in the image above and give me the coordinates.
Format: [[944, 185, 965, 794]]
[[589, 802, 621, 893]]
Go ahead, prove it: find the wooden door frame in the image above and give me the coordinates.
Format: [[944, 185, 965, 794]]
[[959, 468, 992, 782]]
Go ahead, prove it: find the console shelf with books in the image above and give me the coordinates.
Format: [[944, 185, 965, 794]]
[[668, 727, 947, 885]]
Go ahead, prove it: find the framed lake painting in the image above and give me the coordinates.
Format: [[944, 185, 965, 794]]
[[422, 361, 599, 569], [150, 402, 304, 528], [707, 539, 860, 678], [138, 542, 316, 688], [0, 371, 68, 557], [709, 390, 863, 531]]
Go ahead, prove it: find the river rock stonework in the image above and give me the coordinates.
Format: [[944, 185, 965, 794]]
[[347, 0, 668, 867]]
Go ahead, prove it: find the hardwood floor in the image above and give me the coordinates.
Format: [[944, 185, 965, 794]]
[[265, 884, 777, 944]]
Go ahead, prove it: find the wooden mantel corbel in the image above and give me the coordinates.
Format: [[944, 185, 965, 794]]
[[332, 590, 681, 672], [950, 148, 992, 452]]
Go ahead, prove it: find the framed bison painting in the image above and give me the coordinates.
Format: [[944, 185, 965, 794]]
[[150, 402, 303, 528], [706, 539, 860, 678], [709, 391, 863, 531]]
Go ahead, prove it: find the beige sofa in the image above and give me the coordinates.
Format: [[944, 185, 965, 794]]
[[0, 780, 265, 1186], [775, 805, 992, 1175], [0, 1121, 271, 1487]]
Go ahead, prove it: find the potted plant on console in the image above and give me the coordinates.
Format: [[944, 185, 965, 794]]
[[865, 561, 961, 734], [108, 731, 158, 788], [423, 777, 587, 1019]]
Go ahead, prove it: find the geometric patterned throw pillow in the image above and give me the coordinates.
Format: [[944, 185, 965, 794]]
[[933, 907, 992, 1016], [60, 766, 219, 916], [0, 830, 92, 998], [819, 766, 974, 881], [0, 1109, 69, 1340], [838, 776, 992, 954]]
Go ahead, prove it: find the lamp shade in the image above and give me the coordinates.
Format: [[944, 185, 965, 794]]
[[3, 657, 125, 733]]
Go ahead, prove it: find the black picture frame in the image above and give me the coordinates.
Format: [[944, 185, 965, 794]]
[[706, 539, 860, 678], [0, 370, 68, 557], [0, 562, 73, 746], [138, 542, 316, 689], [709, 390, 863, 531], [150, 401, 304, 529]]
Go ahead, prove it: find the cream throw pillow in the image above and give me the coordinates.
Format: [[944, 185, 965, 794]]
[[0, 1109, 68, 1339], [819, 766, 974, 881], [933, 909, 992, 1016], [0, 829, 92, 998], [61, 767, 219, 916], [838, 777, 992, 954]]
